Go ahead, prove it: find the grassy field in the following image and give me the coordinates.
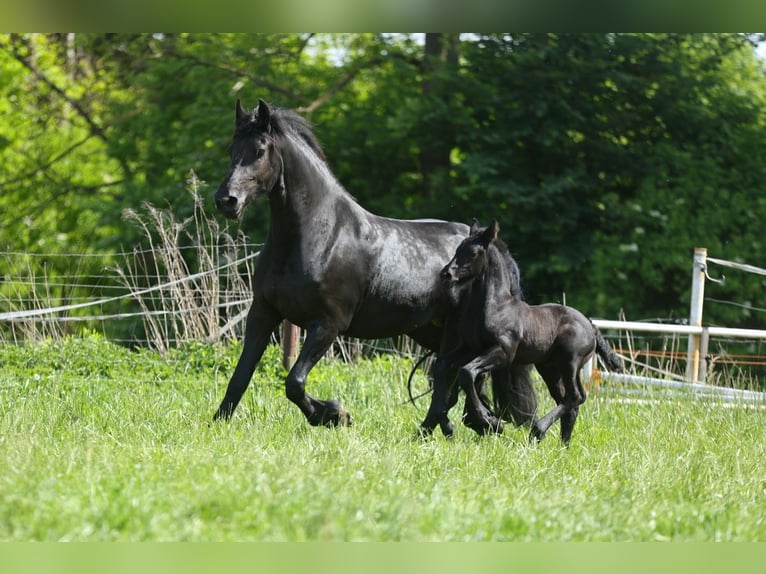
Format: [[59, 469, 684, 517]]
[[1, 333, 765, 541]]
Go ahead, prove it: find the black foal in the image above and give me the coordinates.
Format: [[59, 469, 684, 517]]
[[420, 220, 623, 444]]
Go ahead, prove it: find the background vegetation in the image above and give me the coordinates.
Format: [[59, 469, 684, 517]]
[[3, 33, 766, 333]]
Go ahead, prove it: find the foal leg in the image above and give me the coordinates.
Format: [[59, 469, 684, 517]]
[[214, 302, 282, 421], [439, 365, 461, 437], [560, 365, 587, 444], [457, 346, 509, 435], [529, 363, 566, 443], [530, 362, 583, 445], [420, 349, 475, 437], [284, 322, 351, 427]]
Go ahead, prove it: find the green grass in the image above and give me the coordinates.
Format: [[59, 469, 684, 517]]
[[1, 333, 765, 541]]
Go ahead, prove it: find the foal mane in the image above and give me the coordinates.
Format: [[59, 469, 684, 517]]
[[485, 241, 515, 292], [492, 238, 523, 300]]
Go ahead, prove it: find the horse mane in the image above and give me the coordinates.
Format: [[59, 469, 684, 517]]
[[237, 104, 328, 163], [492, 237, 524, 300]]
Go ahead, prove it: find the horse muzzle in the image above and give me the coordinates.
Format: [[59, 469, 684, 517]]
[[215, 192, 240, 219], [215, 174, 243, 219], [440, 266, 458, 283]]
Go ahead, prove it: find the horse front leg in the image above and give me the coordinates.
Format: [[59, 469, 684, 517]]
[[214, 301, 282, 421], [419, 350, 474, 437], [457, 345, 510, 435], [284, 322, 351, 427]]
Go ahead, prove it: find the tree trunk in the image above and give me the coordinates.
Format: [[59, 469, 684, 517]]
[[420, 33, 460, 199]]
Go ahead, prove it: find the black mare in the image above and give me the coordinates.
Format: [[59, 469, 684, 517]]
[[212, 99, 538, 433], [420, 220, 623, 444]]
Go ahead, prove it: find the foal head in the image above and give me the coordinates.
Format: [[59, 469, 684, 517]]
[[440, 220, 500, 303], [215, 99, 284, 219]]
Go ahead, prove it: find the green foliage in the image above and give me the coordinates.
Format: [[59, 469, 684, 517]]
[[446, 34, 766, 325], [4, 33, 766, 334], [1, 336, 765, 541]]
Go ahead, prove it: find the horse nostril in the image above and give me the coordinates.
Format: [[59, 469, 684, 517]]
[[216, 195, 238, 210]]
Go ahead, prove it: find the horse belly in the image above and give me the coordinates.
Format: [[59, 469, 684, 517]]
[[344, 296, 437, 339], [348, 221, 462, 338]]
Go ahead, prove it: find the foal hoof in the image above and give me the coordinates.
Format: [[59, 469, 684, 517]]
[[326, 406, 352, 427], [464, 415, 504, 436], [528, 425, 546, 444], [487, 416, 504, 435]]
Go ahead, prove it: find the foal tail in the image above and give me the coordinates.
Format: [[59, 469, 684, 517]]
[[491, 363, 538, 427], [593, 324, 624, 372]]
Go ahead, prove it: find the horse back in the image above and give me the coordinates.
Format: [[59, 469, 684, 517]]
[[510, 303, 593, 362]]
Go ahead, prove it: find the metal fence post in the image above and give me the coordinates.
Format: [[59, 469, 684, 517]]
[[685, 247, 707, 382]]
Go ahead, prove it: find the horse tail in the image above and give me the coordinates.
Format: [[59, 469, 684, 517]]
[[491, 363, 538, 426], [406, 350, 435, 406], [593, 324, 623, 372]]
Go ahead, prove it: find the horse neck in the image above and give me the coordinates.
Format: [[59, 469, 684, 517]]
[[464, 243, 516, 314], [483, 243, 514, 299], [268, 132, 358, 241]]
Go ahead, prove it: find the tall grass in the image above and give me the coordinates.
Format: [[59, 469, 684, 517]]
[[1, 334, 764, 541], [115, 172, 258, 354]]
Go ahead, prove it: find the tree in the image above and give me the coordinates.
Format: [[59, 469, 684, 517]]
[[4, 33, 766, 341]]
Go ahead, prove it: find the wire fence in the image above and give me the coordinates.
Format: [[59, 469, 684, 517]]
[[3, 188, 766, 392], [4, 244, 766, 385]]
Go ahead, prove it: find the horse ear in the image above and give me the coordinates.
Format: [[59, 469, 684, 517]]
[[235, 99, 247, 122], [256, 98, 271, 130], [469, 218, 481, 235], [480, 219, 499, 245], [489, 219, 500, 239]]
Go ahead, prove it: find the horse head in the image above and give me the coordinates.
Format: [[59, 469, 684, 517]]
[[215, 99, 284, 219], [440, 219, 499, 284]]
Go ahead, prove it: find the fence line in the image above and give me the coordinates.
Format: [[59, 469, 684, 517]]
[[3, 245, 766, 400], [706, 255, 766, 278], [0, 251, 259, 322]]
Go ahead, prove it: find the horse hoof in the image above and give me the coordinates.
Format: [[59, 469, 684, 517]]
[[439, 419, 455, 437], [416, 425, 435, 440], [337, 408, 352, 427], [528, 425, 546, 443], [488, 416, 504, 435]]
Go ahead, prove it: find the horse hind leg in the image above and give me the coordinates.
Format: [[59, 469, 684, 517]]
[[420, 354, 464, 438], [529, 363, 566, 443], [284, 322, 351, 427], [559, 362, 588, 444], [492, 362, 538, 427]]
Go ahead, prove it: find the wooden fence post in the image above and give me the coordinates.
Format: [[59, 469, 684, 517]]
[[685, 247, 707, 382], [281, 320, 299, 370]]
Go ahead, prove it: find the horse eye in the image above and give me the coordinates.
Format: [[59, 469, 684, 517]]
[[255, 147, 265, 160]]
